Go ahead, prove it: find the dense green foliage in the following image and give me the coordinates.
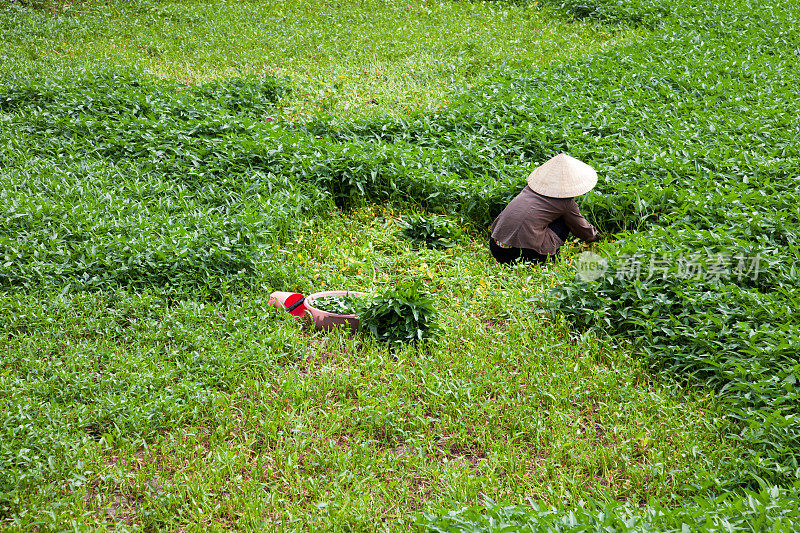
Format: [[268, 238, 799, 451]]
[[310, 293, 370, 315], [2, 0, 800, 528], [308, 287, 440, 346], [359, 282, 441, 346], [0, 291, 306, 522], [400, 213, 465, 249], [550, 0, 671, 28], [415, 0, 800, 528], [0, 72, 323, 297], [0, 0, 632, 117], [417, 489, 800, 532], [3, 285, 723, 529]]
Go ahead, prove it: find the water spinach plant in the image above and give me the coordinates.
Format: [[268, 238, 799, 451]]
[[310, 293, 369, 315], [358, 282, 441, 347], [2, 0, 800, 529], [399, 213, 464, 249]]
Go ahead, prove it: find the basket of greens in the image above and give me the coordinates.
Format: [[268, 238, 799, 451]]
[[304, 291, 370, 332]]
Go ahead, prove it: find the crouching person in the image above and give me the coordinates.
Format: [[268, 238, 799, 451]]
[[490, 153, 602, 264]]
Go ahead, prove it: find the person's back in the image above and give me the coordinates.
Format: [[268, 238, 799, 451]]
[[489, 154, 601, 264]]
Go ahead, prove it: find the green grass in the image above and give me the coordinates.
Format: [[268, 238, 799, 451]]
[[3, 0, 798, 530], [0, 0, 639, 118], [1, 207, 733, 530]]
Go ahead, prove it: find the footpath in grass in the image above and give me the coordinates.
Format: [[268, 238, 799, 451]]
[[2, 0, 800, 530]]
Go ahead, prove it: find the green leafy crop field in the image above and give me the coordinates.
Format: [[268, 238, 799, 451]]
[[1, 0, 799, 530], [0, 0, 637, 118]]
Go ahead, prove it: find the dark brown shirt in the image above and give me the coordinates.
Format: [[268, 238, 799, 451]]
[[490, 186, 600, 255]]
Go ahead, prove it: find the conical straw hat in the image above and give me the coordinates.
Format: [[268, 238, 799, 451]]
[[526, 153, 598, 198]]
